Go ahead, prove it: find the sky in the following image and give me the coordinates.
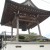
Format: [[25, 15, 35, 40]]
[[0, 0, 50, 38]]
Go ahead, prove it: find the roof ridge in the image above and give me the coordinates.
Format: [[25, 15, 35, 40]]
[[21, 0, 38, 8]]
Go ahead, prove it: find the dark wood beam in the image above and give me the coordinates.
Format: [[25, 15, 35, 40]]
[[19, 19, 36, 23]]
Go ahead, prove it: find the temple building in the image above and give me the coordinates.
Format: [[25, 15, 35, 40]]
[[1, 0, 50, 41]]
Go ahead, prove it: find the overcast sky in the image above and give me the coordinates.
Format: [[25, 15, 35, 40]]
[[0, 0, 50, 38]]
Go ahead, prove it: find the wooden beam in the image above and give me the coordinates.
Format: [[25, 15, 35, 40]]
[[19, 19, 36, 23], [39, 15, 50, 16], [19, 16, 36, 19]]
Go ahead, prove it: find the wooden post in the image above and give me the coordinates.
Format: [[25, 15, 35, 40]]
[[14, 11, 19, 42], [4, 31, 6, 39], [16, 17, 19, 42], [11, 27, 13, 41], [28, 29, 30, 34], [37, 15, 41, 36], [37, 24, 41, 36]]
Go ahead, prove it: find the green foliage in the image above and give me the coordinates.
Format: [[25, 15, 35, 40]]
[[31, 32, 37, 35], [19, 35, 25, 39], [31, 32, 35, 34]]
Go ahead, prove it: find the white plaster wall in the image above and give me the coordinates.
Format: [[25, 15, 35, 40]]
[[1, 44, 50, 50]]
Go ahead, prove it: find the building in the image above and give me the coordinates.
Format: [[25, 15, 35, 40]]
[[1, 0, 50, 50]]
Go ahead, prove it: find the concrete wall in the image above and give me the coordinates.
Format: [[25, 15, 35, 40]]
[[1, 43, 50, 50]]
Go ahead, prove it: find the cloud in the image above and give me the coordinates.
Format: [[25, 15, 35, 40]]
[[44, 33, 50, 39]]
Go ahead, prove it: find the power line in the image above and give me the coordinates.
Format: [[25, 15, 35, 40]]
[[41, 0, 50, 4]]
